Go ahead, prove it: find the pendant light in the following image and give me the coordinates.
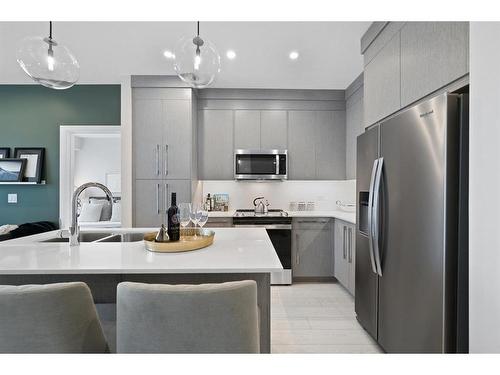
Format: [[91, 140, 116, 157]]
[[173, 21, 221, 89], [16, 21, 80, 90]]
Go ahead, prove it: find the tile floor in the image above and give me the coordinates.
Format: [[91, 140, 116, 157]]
[[271, 281, 383, 353]]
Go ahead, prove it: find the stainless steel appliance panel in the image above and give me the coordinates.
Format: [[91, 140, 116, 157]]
[[376, 94, 459, 353], [355, 126, 380, 340]]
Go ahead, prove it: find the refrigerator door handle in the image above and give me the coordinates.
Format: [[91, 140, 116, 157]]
[[372, 157, 384, 276], [367, 159, 379, 274]]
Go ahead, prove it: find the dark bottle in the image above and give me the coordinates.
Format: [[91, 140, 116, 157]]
[[167, 192, 180, 241]]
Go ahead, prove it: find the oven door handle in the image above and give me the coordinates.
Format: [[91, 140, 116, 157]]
[[232, 224, 292, 230]]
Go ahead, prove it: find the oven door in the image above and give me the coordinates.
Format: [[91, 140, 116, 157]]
[[234, 150, 287, 180]]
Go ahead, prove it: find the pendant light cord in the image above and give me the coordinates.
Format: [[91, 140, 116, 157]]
[[49, 21, 53, 40], [197, 21, 200, 37]]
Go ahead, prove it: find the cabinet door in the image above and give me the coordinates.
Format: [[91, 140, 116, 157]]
[[198, 110, 234, 179], [346, 96, 364, 180], [292, 218, 333, 277], [234, 110, 260, 149], [347, 224, 356, 295], [364, 33, 401, 127], [162, 180, 192, 211], [315, 111, 346, 180], [133, 99, 164, 179], [333, 220, 349, 287], [163, 100, 192, 179], [261, 110, 287, 149], [206, 217, 233, 228], [134, 180, 163, 227], [400, 22, 469, 107], [288, 111, 316, 180]]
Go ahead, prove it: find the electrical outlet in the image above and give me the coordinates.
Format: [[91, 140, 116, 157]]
[[7, 194, 17, 204]]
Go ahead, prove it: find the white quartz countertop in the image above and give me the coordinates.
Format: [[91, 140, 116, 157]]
[[209, 210, 355, 224], [0, 228, 283, 275]]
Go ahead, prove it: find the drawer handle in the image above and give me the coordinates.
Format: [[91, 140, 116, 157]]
[[295, 233, 300, 265], [343, 226, 347, 260]]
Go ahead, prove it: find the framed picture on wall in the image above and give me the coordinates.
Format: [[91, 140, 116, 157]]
[[0, 159, 27, 182], [0, 148, 9, 159], [14, 147, 45, 183]]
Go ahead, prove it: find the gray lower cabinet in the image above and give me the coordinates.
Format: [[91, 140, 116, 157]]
[[364, 32, 401, 128], [292, 218, 334, 278], [261, 110, 287, 149], [234, 110, 261, 149], [333, 219, 356, 295], [206, 217, 233, 228], [400, 22, 469, 107], [198, 109, 234, 179], [134, 179, 191, 227]]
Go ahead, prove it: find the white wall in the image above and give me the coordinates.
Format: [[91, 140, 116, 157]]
[[201, 180, 356, 211], [469, 22, 500, 353], [73, 136, 121, 198]]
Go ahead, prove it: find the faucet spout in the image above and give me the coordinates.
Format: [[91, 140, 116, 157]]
[[69, 182, 113, 246]]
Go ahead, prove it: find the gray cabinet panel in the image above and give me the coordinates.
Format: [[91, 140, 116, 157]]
[[348, 225, 356, 295], [198, 110, 234, 180], [133, 99, 163, 179], [346, 95, 364, 179], [400, 22, 469, 107], [260, 111, 288, 149], [134, 180, 163, 227], [234, 110, 261, 149], [364, 33, 401, 127], [162, 180, 191, 209], [206, 217, 233, 228], [315, 111, 346, 180], [334, 220, 349, 287], [164, 100, 192, 179], [288, 111, 316, 180], [292, 218, 333, 277]]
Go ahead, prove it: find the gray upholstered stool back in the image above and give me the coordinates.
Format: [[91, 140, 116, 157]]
[[117, 280, 260, 353], [0, 282, 108, 353]]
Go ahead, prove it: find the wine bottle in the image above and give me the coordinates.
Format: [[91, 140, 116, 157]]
[[167, 192, 180, 241]]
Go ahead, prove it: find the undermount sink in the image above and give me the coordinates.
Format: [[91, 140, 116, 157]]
[[40, 232, 145, 243]]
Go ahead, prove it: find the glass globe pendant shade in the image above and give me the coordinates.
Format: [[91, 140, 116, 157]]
[[16, 35, 80, 90], [173, 35, 221, 89]]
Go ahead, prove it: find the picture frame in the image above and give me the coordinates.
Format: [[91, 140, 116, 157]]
[[14, 147, 45, 183], [0, 158, 27, 182], [0, 148, 9, 159]]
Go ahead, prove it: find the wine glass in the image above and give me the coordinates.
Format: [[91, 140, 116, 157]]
[[178, 203, 191, 238], [198, 207, 209, 233], [190, 204, 202, 237]]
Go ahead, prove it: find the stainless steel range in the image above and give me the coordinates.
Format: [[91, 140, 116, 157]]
[[233, 208, 292, 285]]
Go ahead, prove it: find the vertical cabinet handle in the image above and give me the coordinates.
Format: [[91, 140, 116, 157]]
[[343, 226, 347, 259], [156, 183, 160, 214], [348, 227, 353, 263], [155, 144, 160, 176], [164, 183, 169, 212], [164, 144, 169, 176], [295, 233, 300, 265]]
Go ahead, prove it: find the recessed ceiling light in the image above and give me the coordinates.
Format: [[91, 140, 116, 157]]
[[226, 50, 236, 60], [163, 50, 175, 59], [289, 51, 299, 60]]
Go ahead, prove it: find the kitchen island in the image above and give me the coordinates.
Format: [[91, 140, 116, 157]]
[[0, 227, 282, 353]]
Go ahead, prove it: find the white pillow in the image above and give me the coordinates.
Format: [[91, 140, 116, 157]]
[[110, 202, 121, 222], [79, 203, 104, 223]]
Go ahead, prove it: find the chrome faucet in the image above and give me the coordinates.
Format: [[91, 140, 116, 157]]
[[70, 182, 113, 246]]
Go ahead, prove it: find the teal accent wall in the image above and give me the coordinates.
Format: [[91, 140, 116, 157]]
[[0, 85, 121, 226]]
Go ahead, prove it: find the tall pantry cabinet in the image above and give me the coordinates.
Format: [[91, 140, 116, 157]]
[[132, 86, 196, 227]]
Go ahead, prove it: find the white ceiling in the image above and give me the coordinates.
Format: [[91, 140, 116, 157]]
[[0, 22, 370, 89]]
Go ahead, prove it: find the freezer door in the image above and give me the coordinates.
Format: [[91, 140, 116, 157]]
[[376, 94, 459, 353], [355, 126, 379, 340]]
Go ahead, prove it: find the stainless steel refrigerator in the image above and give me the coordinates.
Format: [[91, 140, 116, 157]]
[[355, 93, 469, 353]]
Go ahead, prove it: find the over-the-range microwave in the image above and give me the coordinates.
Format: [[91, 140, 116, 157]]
[[234, 149, 288, 180]]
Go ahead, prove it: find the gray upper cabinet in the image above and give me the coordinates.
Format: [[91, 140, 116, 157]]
[[198, 110, 234, 180], [133, 99, 163, 179], [346, 93, 364, 179], [234, 110, 261, 149], [288, 111, 317, 180], [364, 32, 401, 127], [292, 218, 333, 278], [261, 110, 288, 149], [400, 22, 469, 107], [164, 100, 192, 179], [315, 111, 346, 180]]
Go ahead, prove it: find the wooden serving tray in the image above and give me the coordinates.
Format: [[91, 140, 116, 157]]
[[144, 228, 215, 253]]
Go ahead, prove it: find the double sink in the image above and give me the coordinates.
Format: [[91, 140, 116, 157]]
[[41, 231, 145, 243]]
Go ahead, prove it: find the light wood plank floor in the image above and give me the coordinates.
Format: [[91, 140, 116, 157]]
[[271, 282, 383, 353]]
